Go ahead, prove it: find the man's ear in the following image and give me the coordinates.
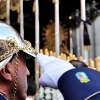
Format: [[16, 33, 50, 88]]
[[0, 62, 14, 81]]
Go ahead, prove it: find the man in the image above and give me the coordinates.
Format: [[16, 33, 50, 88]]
[[0, 21, 37, 100], [36, 53, 100, 100], [26, 78, 37, 100]]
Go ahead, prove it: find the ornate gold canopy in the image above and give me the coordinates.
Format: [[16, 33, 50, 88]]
[[0, 0, 20, 19], [42, 20, 70, 55]]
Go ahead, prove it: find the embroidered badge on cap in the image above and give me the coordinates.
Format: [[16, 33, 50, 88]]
[[75, 72, 90, 83]]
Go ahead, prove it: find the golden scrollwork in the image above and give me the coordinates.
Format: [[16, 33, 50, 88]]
[[0, 1, 6, 19], [42, 20, 69, 55], [0, 0, 20, 19], [10, 0, 20, 13]]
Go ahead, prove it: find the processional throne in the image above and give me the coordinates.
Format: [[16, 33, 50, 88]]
[[42, 20, 70, 56]]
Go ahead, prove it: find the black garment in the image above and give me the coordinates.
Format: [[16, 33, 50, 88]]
[[58, 67, 100, 100]]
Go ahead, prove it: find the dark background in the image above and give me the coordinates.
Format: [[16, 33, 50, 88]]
[[9, 0, 100, 49], [2, 0, 100, 78]]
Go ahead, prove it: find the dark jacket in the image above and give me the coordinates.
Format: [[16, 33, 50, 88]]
[[0, 94, 7, 100], [58, 67, 100, 100]]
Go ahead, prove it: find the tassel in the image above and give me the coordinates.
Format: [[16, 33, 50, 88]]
[[83, 21, 91, 50], [77, 17, 91, 50]]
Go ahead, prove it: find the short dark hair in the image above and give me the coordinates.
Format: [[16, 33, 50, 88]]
[[69, 60, 88, 68], [27, 78, 37, 96]]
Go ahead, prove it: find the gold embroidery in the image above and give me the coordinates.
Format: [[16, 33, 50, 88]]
[[80, 78, 90, 83], [0, 36, 37, 62]]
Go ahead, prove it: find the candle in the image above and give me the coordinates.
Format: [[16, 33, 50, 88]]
[[40, 49, 43, 54], [60, 53, 64, 59], [50, 51, 53, 56], [91, 60, 95, 69], [53, 52, 56, 57], [45, 48, 48, 54], [75, 57, 78, 60], [72, 54, 75, 60], [96, 62, 100, 71], [80, 56, 83, 61], [67, 56, 70, 61], [46, 52, 49, 56], [95, 57, 100, 71], [69, 53, 73, 60], [58, 55, 61, 59], [63, 54, 67, 60]]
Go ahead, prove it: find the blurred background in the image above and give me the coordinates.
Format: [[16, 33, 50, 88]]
[[1, 0, 100, 91]]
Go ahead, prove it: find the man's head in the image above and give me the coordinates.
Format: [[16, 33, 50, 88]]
[[0, 51, 30, 100], [0, 22, 36, 100], [69, 60, 88, 68]]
